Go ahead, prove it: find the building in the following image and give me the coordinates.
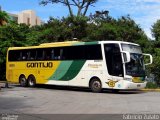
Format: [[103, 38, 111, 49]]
[[2, 8, 42, 26], [8, 13, 18, 22], [17, 10, 42, 26]]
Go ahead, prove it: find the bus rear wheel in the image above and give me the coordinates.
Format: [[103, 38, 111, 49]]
[[28, 75, 36, 87], [90, 78, 102, 93], [19, 75, 28, 87]]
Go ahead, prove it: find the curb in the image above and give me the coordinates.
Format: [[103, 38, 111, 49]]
[[141, 89, 160, 92]]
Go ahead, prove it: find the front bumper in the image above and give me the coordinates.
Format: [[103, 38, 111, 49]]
[[104, 80, 147, 90]]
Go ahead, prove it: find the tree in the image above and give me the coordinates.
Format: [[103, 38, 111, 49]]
[[61, 16, 88, 39], [26, 16, 89, 43], [0, 10, 10, 25], [148, 50, 160, 86], [116, 15, 147, 43], [40, 0, 98, 17], [150, 20, 160, 86], [152, 20, 160, 41], [87, 14, 148, 44], [0, 22, 31, 80], [28, 17, 72, 43]]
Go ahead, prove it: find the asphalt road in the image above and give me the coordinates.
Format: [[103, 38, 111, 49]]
[[0, 85, 160, 119]]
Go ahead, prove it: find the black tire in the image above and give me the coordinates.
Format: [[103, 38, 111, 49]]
[[19, 75, 28, 87], [28, 75, 36, 87], [90, 78, 102, 93]]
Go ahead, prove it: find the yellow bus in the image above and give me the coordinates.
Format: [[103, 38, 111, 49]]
[[6, 41, 152, 92]]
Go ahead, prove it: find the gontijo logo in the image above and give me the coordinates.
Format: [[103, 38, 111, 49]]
[[27, 62, 53, 68], [106, 80, 118, 87]]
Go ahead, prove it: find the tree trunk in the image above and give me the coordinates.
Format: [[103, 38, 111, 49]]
[[66, 0, 74, 17], [83, 2, 90, 16], [77, 7, 82, 16]]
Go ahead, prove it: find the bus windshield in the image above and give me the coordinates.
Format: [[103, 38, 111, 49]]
[[121, 44, 145, 77]]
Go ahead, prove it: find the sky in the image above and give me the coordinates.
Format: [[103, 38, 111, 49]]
[[0, 0, 160, 39]]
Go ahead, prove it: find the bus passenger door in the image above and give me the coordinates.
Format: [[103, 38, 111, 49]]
[[104, 43, 124, 89]]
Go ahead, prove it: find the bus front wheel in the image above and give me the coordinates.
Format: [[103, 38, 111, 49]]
[[28, 75, 36, 87], [90, 78, 102, 93], [19, 75, 28, 87]]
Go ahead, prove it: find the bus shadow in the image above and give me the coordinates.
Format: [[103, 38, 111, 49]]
[[35, 84, 92, 93], [102, 89, 146, 94], [10, 84, 146, 94], [35, 84, 146, 94]]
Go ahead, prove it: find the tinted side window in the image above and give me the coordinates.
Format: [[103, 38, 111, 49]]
[[36, 49, 44, 60], [21, 50, 29, 61], [61, 46, 85, 60], [44, 48, 52, 60], [9, 50, 29, 61], [8, 50, 21, 61], [85, 45, 102, 60], [53, 48, 61, 60], [61, 45, 102, 60], [28, 49, 36, 60], [8, 45, 103, 61]]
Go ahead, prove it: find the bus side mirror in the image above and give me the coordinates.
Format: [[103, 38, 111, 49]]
[[122, 51, 130, 63], [143, 54, 153, 65]]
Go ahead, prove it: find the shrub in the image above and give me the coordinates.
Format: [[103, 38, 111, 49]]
[[145, 82, 158, 89]]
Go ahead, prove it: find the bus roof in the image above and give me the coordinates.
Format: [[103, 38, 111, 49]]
[[40, 41, 79, 46], [8, 40, 139, 50]]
